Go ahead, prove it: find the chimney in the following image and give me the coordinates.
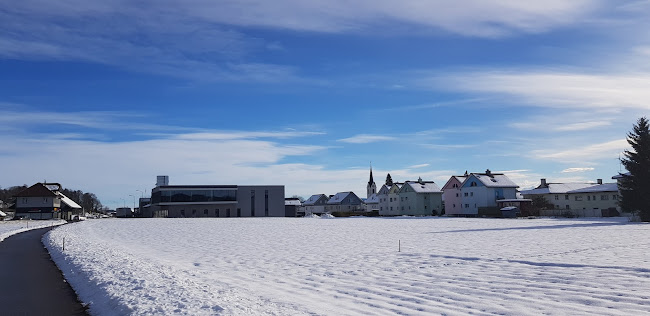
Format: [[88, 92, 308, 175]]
[[485, 169, 493, 177], [597, 179, 602, 185], [541, 178, 547, 187]]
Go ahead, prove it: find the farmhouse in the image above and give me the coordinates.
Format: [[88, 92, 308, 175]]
[[13, 183, 82, 220], [303, 194, 329, 215]]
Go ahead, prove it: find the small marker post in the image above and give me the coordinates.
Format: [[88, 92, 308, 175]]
[[399, 240, 401, 252]]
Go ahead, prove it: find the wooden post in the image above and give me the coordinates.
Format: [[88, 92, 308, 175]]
[[399, 240, 401, 252], [63, 237, 65, 251]]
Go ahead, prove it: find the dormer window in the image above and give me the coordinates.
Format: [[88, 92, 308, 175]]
[[470, 181, 477, 187]]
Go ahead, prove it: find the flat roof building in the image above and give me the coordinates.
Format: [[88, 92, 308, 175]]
[[144, 176, 285, 218]]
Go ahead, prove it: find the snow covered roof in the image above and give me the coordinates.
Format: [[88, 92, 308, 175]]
[[568, 183, 619, 193], [403, 181, 442, 193], [612, 172, 630, 179], [58, 192, 82, 209], [304, 194, 327, 206], [520, 183, 594, 195], [470, 173, 519, 188], [365, 193, 379, 204], [326, 192, 360, 205], [285, 199, 302, 206]]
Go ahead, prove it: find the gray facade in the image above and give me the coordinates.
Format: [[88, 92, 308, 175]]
[[146, 181, 285, 218]]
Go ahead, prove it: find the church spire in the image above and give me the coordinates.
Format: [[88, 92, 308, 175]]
[[367, 163, 377, 199], [368, 163, 374, 185]]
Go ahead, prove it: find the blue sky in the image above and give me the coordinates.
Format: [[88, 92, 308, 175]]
[[1, 1, 649, 209]]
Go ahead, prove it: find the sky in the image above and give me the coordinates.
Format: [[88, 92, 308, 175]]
[[1, 1, 649, 210]]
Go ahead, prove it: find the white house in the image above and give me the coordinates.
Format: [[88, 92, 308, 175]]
[[442, 173, 469, 216], [459, 170, 518, 216], [365, 193, 379, 213], [396, 179, 443, 216], [303, 194, 329, 215], [521, 179, 620, 217]]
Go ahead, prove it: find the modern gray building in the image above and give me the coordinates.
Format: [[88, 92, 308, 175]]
[[144, 176, 285, 218]]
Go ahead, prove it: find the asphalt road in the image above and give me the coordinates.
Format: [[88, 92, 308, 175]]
[[0, 226, 88, 316]]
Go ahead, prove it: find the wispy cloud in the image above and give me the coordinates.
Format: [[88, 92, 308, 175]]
[[338, 134, 396, 144], [562, 167, 595, 173], [424, 70, 650, 110], [408, 164, 430, 169], [532, 139, 627, 162]]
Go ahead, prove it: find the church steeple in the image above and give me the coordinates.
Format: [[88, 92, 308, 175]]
[[367, 164, 377, 199]]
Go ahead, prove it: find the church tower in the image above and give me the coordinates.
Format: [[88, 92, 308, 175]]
[[367, 165, 377, 199]]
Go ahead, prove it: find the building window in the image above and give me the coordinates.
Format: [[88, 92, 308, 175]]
[[470, 182, 477, 187], [251, 190, 256, 217], [216, 208, 220, 217], [453, 204, 456, 208], [390, 198, 393, 202], [566, 205, 570, 209], [456, 193, 459, 197], [204, 209, 208, 215], [43, 198, 48, 204], [465, 204, 469, 208], [601, 195, 609, 200], [464, 192, 468, 197], [192, 209, 197, 216], [555, 195, 559, 200], [587, 196, 591, 201], [180, 210, 185, 217], [237, 208, 241, 217], [470, 192, 473, 197], [613, 195, 618, 200], [565, 195, 569, 200], [390, 207, 393, 210], [265, 190, 269, 216]]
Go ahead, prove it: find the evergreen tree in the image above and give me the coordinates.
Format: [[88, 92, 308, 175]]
[[385, 173, 393, 186], [619, 117, 650, 221]]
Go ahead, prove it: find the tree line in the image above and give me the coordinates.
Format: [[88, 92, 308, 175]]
[[0, 185, 103, 212]]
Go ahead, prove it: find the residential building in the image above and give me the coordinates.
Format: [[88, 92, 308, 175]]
[[365, 193, 379, 213], [397, 178, 443, 216], [146, 176, 285, 218], [14, 183, 82, 220], [442, 173, 469, 216], [521, 179, 619, 216], [325, 192, 364, 213], [459, 170, 518, 216], [303, 194, 329, 215], [387, 183, 404, 216]]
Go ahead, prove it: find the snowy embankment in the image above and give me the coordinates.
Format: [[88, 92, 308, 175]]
[[45, 217, 650, 315], [0, 219, 66, 242]]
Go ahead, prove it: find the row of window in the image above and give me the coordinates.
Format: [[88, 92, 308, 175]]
[[555, 194, 618, 201], [152, 189, 237, 203]]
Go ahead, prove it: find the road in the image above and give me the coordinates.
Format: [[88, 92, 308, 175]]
[[0, 226, 88, 316]]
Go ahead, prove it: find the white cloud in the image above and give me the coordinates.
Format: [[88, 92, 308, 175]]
[[531, 139, 628, 162], [426, 70, 650, 110], [562, 167, 595, 173], [338, 134, 396, 144], [408, 164, 430, 169]]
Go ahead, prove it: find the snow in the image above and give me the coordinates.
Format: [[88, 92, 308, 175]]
[[44, 217, 650, 315], [0, 219, 66, 242]]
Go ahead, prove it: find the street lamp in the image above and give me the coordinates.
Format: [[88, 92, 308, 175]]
[[128, 194, 136, 211], [136, 189, 144, 198]]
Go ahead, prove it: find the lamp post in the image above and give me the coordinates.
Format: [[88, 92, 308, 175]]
[[128, 194, 136, 211], [136, 189, 144, 198], [120, 198, 126, 208]]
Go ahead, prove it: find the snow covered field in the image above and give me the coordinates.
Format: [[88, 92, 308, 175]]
[[0, 219, 66, 242], [45, 217, 650, 315]]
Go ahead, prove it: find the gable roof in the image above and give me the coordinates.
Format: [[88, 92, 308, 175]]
[[304, 194, 327, 206], [402, 181, 442, 193], [365, 193, 379, 204], [464, 173, 518, 188], [442, 175, 467, 190], [14, 183, 58, 197], [327, 192, 361, 205], [388, 183, 403, 194]]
